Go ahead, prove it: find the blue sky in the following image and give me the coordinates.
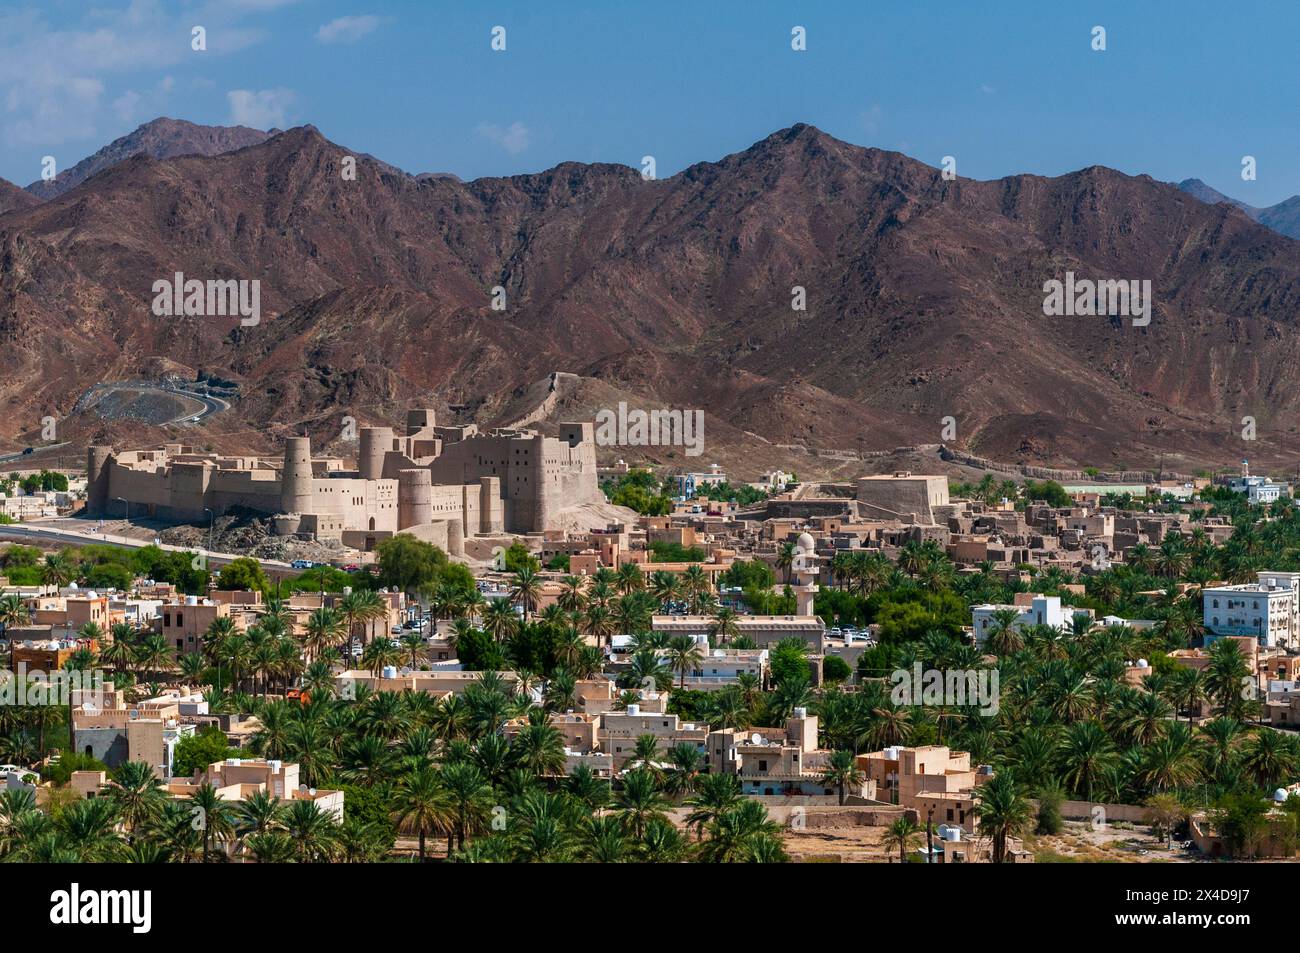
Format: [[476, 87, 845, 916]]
[[1, 0, 1296, 204]]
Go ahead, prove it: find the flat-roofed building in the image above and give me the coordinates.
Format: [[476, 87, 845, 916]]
[[651, 614, 825, 652]]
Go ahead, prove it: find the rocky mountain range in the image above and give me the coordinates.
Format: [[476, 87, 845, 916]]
[[1177, 178, 1300, 241], [3, 119, 1300, 476]]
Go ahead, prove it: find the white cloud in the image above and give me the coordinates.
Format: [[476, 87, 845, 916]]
[[980, 84, 997, 95], [110, 76, 176, 125], [0, 2, 275, 148], [476, 121, 531, 155], [112, 90, 142, 123], [227, 88, 296, 129], [858, 105, 884, 136], [316, 15, 381, 44]]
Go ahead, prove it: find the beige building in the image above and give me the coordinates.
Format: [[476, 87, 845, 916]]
[[169, 758, 344, 820], [857, 745, 990, 832], [71, 686, 196, 778], [706, 708, 848, 796], [856, 473, 949, 524], [651, 614, 825, 652]]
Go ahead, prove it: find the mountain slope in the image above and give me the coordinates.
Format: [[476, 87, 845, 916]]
[[4, 123, 1300, 473], [24, 118, 273, 200], [0, 178, 39, 215]]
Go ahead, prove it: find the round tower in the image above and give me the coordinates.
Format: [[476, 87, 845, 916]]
[[280, 437, 313, 514], [447, 517, 465, 558], [397, 468, 433, 529], [358, 426, 393, 481], [86, 446, 113, 515]]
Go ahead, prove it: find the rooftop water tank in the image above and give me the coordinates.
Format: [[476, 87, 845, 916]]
[[381, 665, 397, 679], [626, 704, 640, 716]]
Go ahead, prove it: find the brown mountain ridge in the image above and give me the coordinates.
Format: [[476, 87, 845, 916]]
[[3, 121, 1300, 475]]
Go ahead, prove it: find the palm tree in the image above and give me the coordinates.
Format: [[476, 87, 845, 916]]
[[684, 772, 742, 838], [819, 749, 863, 805], [393, 766, 452, 861], [511, 715, 566, 777], [338, 588, 386, 659], [188, 782, 235, 861], [233, 788, 285, 840], [648, 570, 678, 609], [303, 607, 345, 663], [1239, 728, 1299, 789], [439, 761, 494, 851], [482, 599, 519, 642], [582, 604, 616, 646], [615, 562, 644, 595], [665, 634, 704, 690], [665, 743, 704, 797], [400, 631, 424, 668], [0, 592, 30, 644], [882, 816, 921, 864], [282, 800, 339, 862], [614, 769, 670, 839], [41, 552, 74, 588], [708, 605, 740, 646], [1205, 637, 1252, 717], [776, 541, 797, 583], [134, 633, 173, 685], [680, 565, 711, 613], [698, 800, 786, 863], [972, 773, 1033, 863], [509, 567, 543, 621], [985, 607, 1025, 656], [106, 761, 165, 842], [557, 576, 587, 616]]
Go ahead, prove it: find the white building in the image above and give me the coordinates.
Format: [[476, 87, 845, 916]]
[[971, 595, 1083, 645], [1202, 571, 1300, 648], [1229, 463, 1285, 504]]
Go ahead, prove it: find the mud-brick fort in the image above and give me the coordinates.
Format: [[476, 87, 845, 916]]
[[85, 410, 602, 553]]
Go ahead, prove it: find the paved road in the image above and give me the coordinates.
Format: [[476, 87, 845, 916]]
[[0, 442, 70, 466], [0, 521, 294, 575]]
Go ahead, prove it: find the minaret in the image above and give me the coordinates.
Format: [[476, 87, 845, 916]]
[[792, 532, 821, 616]]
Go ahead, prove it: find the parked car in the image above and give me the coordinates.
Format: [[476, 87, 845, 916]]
[[290, 559, 313, 570]]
